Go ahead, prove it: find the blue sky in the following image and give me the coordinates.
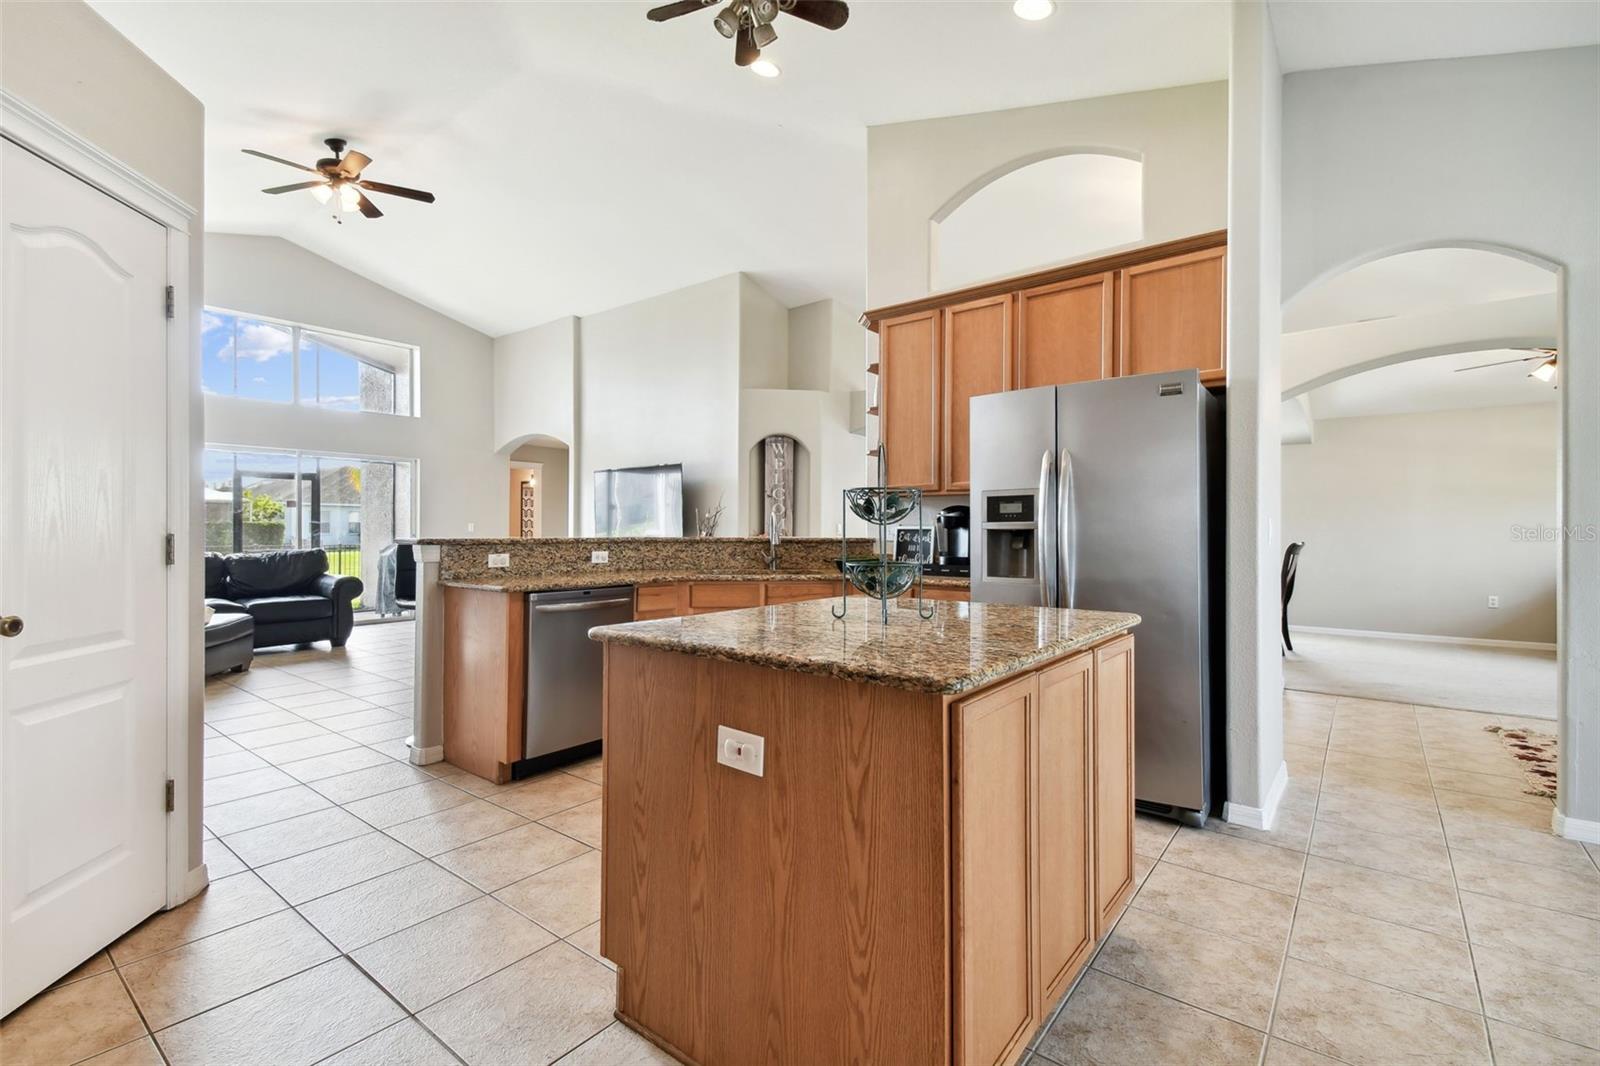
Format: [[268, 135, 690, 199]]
[[203, 310, 368, 409]]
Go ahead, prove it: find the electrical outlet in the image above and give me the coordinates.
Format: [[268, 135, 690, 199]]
[[487, 553, 510, 569], [716, 725, 765, 777], [466, 522, 475, 534], [591, 550, 610, 564], [1488, 595, 1500, 609]]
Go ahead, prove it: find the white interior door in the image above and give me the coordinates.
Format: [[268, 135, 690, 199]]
[[1, 139, 171, 1015]]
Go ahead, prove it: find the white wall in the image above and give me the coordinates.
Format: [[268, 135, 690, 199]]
[[493, 316, 576, 453], [1283, 405, 1558, 644], [1281, 45, 1600, 832], [739, 274, 790, 391], [205, 234, 506, 539]]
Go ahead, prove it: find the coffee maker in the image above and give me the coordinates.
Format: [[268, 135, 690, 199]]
[[930, 505, 970, 576]]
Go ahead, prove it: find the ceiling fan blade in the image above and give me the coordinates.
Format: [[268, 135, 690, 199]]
[[354, 189, 384, 219], [784, 0, 848, 30], [735, 24, 759, 65], [242, 148, 315, 172], [647, 0, 712, 19], [337, 150, 372, 178], [1452, 355, 1543, 373], [358, 180, 436, 204], [262, 180, 327, 194]]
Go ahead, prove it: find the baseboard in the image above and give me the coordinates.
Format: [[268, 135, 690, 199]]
[[1552, 809, 1600, 844], [1289, 625, 1556, 652], [1223, 760, 1288, 830], [408, 742, 444, 766]]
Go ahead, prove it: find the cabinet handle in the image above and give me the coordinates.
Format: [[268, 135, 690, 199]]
[[1059, 449, 1075, 610], [1037, 450, 1054, 608]]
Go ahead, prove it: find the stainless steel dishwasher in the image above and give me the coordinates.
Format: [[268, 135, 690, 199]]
[[524, 585, 634, 761]]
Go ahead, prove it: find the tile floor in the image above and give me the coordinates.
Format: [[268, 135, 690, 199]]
[[4, 631, 1597, 1065]]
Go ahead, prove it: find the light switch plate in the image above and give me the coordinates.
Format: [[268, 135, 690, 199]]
[[591, 550, 610, 564], [487, 553, 510, 569], [716, 725, 765, 777]]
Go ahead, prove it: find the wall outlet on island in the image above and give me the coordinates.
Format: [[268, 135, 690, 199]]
[[1488, 595, 1500, 609], [591, 550, 610, 564], [487, 553, 510, 569], [716, 725, 764, 777]]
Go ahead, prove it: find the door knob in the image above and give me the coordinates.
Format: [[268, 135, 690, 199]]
[[0, 616, 22, 638]]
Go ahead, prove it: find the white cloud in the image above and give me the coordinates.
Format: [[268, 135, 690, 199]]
[[202, 310, 230, 335], [235, 321, 291, 363]]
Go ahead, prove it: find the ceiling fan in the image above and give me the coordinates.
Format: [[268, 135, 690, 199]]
[[1453, 348, 1559, 383], [242, 138, 436, 220], [646, 0, 848, 71]]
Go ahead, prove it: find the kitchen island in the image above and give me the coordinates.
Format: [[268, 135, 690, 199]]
[[590, 597, 1140, 1066]]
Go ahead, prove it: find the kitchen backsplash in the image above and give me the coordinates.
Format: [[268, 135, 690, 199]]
[[421, 536, 876, 584]]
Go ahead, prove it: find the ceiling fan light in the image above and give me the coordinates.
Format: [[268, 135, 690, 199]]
[[713, 3, 742, 37], [338, 183, 361, 213], [1013, 0, 1055, 20], [750, 57, 781, 77], [752, 21, 777, 47], [310, 183, 333, 205], [1530, 359, 1558, 383]]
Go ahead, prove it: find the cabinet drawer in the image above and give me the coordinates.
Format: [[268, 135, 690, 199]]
[[635, 584, 682, 618], [688, 582, 764, 611], [922, 585, 968, 602], [764, 581, 839, 604]]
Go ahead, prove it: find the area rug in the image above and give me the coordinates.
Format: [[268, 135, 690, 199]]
[[1485, 725, 1558, 799]]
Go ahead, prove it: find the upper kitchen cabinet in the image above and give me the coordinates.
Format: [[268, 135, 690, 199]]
[[1117, 246, 1227, 384], [1016, 272, 1114, 389], [943, 294, 1012, 493], [878, 309, 941, 491]]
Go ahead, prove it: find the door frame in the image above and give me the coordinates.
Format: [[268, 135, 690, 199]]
[[2, 90, 201, 909]]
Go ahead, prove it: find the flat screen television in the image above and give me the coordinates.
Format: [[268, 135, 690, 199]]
[[593, 463, 684, 537]]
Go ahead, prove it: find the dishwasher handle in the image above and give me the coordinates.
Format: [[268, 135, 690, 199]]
[[531, 598, 633, 613]]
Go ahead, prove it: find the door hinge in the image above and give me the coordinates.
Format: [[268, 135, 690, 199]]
[[165, 533, 176, 566], [164, 285, 175, 319], [164, 778, 176, 813]]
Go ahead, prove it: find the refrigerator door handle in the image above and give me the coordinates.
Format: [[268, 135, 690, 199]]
[[1058, 447, 1074, 610], [1038, 449, 1054, 607]]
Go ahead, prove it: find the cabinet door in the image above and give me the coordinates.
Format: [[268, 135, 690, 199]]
[[942, 294, 1012, 493], [1036, 652, 1095, 1006], [1117, 247, 1226, 383], [879, 310, 941, 491], [1016, 272, 1114, 388], [763, 580, 839, 604], [1092, 635, 1136, 937], [687, 582, 764, 613], [953, 675, 1038, 1066]]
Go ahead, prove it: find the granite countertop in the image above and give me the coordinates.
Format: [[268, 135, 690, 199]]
[[441, 571, 971, 593], [589, 598, 1139, 695]]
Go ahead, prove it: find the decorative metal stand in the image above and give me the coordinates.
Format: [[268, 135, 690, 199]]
[[833, 448, 936, 624]]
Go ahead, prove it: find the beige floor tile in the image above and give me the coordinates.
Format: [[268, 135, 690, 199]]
[[269, 689, 365, 710], [318, 707, 404, 733], [255, 832, 422, 905], [1308, 821, 1454, 884], [236, 721, 339, 751], [1313, 787, 1443, 843], [119, 909, 336, 1030], [385, 799, 529, 857], [1435, 789, 1557, 832], [208, 708, 304, 736], [1132, 860, 1296, 949], [491, 772, 603, 821], [49, 950, 113, 989], [351, 896, 555, 1011], [367, 736, 415, 762], [0, 971, 146, 1066], [202, 765, 299, 806], [1206, 801, 1315, 853], [202, 784, 334, 836], [311, 761, 434, 805], [1450, 848, 1600, 919], [220, 807, 372, 867], [1132, 852, 1155, 888], [557, 1021, 677, 1065], [430, 765, 519, 797], [1424, 746, 1529, 779], [1488, 1020, 1600, 1066], [278, 745, 394, 783], [1430, 765, 1556, 807], [564, 757, 604, 786], [343, 780, 475, 829], [1443, 813, 1593, 874], [343, 718, 416, 744], [1299, 855, 1464, 939], [287, 697, 385, 722], [1321, 748, 1432, 784], [319, 1018, 456, 1066], [1286, 900, 1478, 1011], [419, 941, 617, 1066], [1091, 908, 1281, 1029], [252, 733, 362, 765], [1037, 970, 1264, 1066], [202, 837, 247, 880], [1284, 742, 1327, 778], [153, 958, 403, 1066], [110, 871, 287, 965], [567, 921, 615, 971], [1318, 768, 1438, 806], [297, 861, 481, 952], [78, 1035, 165, 1065], [1326, 731, 1426, 763], [203, 750, 269, 780], [1271, 957, 1489, 1065], [1133, 814, 1179, 859], [538, 798, 603, 848], [1160, 827, 1307, 895], [1262, 1039, 1345, 1066], [435, 822, 592, 892], [495, 851, 603, 936], [203, 734, 244, 757], [1474, 943, 1600, 1050], [1285, 723, 1332, 750], [1460, 891, 1600, 975]]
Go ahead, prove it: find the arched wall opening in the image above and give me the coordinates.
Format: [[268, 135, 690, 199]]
[[501, 432, 573, 538], [929, 149, 1144, 291]]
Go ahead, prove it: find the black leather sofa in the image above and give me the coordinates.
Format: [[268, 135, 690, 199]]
[[205, 549, 364, 650]]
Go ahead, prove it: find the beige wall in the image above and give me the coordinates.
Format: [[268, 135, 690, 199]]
[[510, 444, 570, 537], [1281, 403, 1558, 644]]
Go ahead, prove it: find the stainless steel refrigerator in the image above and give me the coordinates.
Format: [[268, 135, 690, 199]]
[[970, 369, 1223, 823]]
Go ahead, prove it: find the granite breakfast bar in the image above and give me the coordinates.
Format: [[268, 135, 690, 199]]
[[590, 597, 1141, 1066]]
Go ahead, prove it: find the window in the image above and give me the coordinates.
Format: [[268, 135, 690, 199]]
[[203, 308, 416, 416]]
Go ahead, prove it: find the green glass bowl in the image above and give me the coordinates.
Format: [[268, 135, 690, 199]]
[[842, 559, 920, 599], [844, 487, 919, 525]]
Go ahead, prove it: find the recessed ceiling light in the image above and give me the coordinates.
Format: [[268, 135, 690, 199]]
[[750, 58, 781, 78], [1013, 0, 1055, 20]]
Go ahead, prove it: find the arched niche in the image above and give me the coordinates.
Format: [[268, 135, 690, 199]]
[[930, 150, 1143, 291]]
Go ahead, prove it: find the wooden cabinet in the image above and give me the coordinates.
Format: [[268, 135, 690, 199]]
[[942, 294, 1012, 492], [633, 579, 855, 620], [763, 580, 840, 604], [878, 310, 941, 491], [1118, 246, 1226, 384], [1036, 653, 1096, 1005], [1092, 635, 1136, 935], [634, 583, 684, 620], [1016, 272, 1114, 388], [687, 582, 763, 614], [921, 584, 968, 602], [442, 586, 527, 784]]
